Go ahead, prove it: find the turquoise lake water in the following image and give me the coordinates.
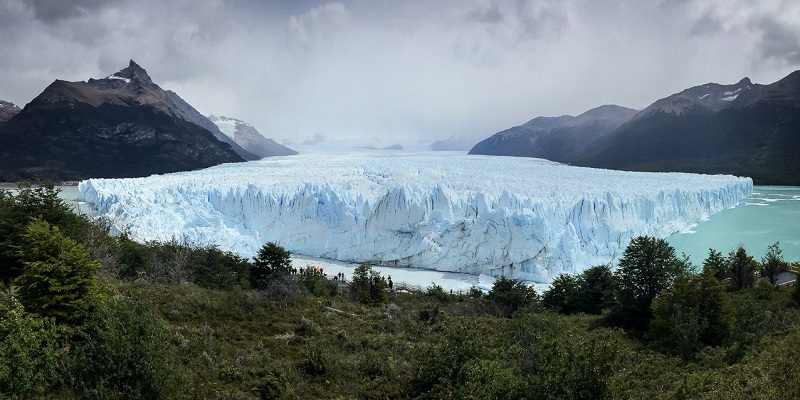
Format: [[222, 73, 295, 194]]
[[667, 186, 800, 266]]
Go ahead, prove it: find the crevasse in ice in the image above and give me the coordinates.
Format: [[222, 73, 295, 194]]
[[78, 153, 752, 282]]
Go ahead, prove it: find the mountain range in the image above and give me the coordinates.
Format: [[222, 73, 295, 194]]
[[470, 70, 800, 185], [0, 61, 295, 181]]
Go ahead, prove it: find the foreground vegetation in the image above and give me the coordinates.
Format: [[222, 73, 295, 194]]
[[1, 182, 800, 399]]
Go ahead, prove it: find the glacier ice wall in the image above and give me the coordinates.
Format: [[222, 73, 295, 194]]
[[78, 153, 752, 282]]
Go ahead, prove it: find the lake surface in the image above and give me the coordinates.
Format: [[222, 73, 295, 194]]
[[50, 184, 800, 290], [667, 186, 800, 265]]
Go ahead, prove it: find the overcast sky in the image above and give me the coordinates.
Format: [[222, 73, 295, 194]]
[[1, 0, 799, 147]]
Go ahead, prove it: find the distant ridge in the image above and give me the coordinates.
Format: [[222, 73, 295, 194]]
[[469, 105, 637, 162], [208, 115, 297, 158]]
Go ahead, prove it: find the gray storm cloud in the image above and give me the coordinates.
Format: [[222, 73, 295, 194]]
[[0, 0, 798, 147]]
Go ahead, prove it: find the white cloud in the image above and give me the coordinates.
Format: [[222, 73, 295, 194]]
[[286, 2, 351, 45], [0, 0, 798, 148]]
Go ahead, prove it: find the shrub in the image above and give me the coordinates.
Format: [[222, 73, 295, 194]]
[[14, 219, 101, 325], [348, 263, 388, 305], [425, 282, 450, 302], [70, 295, 179, 399], [300, 344, 329, 377], [297, 267, 337, 297], [488, 276, 537, 317], [0, 296, 63, 398], [515, 310, 626, 399]]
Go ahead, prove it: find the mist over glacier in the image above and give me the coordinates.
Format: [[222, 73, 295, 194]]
[[78, 153, 752, 282]]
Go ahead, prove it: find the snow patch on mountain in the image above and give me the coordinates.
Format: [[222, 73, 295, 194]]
[[78, 153, 752, 283], [207, 115, 238, 139]]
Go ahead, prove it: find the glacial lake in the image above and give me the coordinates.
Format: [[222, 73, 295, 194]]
[[667, 185, 800, 266], [50, 184, 800, 290]]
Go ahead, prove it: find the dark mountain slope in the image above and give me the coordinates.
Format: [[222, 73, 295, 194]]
[[469, 105, 637, 161], [468, 115, 573, 156], [0, 61, 248, 181], [577, 71, 800, 184]]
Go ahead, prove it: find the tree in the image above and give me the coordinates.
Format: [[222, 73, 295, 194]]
[[544, 266, 616, 315], [728, 246, 757, 291], [573, 265, 616, 315], [649, 268, 733, 360], [650, 274, 704, 360], [702, 248, 727, 281], [250, 242, 292, 289], [0, 181, 84, 284], [697, 267, 734, 346], [761, 241, 789, 286], [348, 263, 387, 305], [609, 236, 687, 330], [14, 219, 100, 325], [488, 276, 538, 317], [541, 274, 577, 314]]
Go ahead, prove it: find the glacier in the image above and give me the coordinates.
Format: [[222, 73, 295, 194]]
[[78, 153, 752, 282]]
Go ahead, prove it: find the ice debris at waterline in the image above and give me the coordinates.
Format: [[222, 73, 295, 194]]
[[78, 153, 752, 282]]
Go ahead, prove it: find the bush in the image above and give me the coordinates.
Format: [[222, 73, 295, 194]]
[[14, 219, 101, 325], [297, 267, 337, 297], [425, 282, 450, 302], [488, 276, 538, 317], [515, 310, 626, 399], [255, 368, 295, 400], [0, 296, 63, 399], [300, 344, 329, 377], [413, 318, 483, 396], [348, 263, 388, 305], [70, 295, 179, 399]]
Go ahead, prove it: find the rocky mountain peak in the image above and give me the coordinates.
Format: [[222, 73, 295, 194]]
[[111, 59, 152, 85], [0, 100, 21, 123]]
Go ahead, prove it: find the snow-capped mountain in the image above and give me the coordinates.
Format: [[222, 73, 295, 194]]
[[0, 100, 21, 124], [208, 115, 297, 158], [0, 60, 250, 181], [630, 77, 756, 120], [78, 153, 752, 283]]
